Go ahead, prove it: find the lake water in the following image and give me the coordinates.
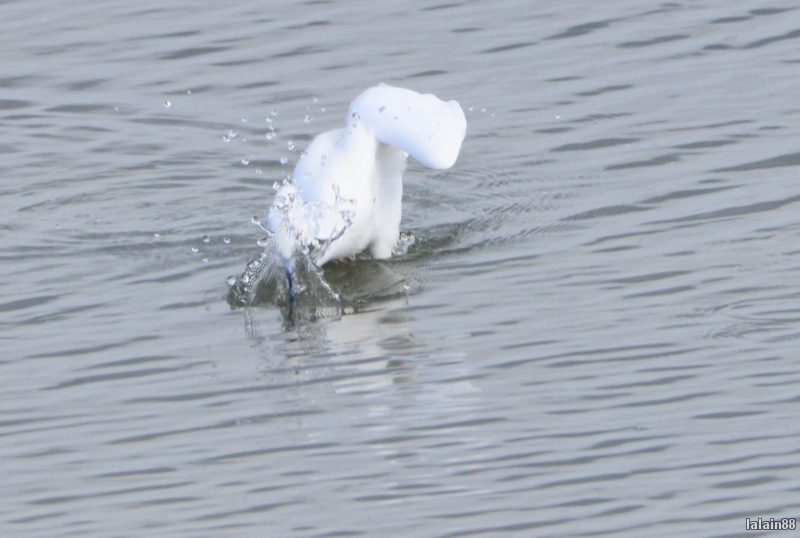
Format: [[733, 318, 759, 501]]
[[2, 1, 800, 536]]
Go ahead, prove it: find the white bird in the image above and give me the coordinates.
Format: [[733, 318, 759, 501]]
[[266, 83, 467, 297]]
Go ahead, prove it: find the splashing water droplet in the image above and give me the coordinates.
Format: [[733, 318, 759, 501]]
[[392, 231, 416, 256], [481, 107, 487, 113], [251, 215, 261, 225], [164, 101, 171, 108], [191, 247, 199, 253], [321, 107, 325, 112], [303, 115, 310, 123], [266, 117, 272, 124], [228, 130, 237, 138], [320, 155, 327, 166], [300, 151, 307, 159], [271, 109, 277, 116], [468, 106, 473, 112], [378, 106, 386, 113], [222, 136, 230, 142], [203, 235, 210, 243], [223, 237, 231, 244], [242, 117, 247, 123], [227, 276, 236, 286], [202, 258, 209, 263], [287, 140, 294, 151], [153, 233, 160, 238], [266, 132, 274, 140], [242, 159, 249, 166], [256, 168, 262, 174], [280, 157, 289, 165], [313, 97, 319, 103], [555, 114, 561, 119]]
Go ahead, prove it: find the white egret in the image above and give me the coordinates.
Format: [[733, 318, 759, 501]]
[[266, 83, 467, 298]]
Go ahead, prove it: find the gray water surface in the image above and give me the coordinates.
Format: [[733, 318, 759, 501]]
[[2, 1, 800, 537]]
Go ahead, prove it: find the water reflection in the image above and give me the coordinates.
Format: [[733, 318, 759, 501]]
[[242, 269, 482, 415]]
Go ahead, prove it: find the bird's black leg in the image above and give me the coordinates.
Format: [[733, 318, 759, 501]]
[[285, 266, 296, 310]]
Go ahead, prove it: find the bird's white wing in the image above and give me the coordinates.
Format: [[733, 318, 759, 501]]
[[348, 83, 467, 170]]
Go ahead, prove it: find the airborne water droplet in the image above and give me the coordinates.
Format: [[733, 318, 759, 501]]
[[242, 117, 247, 123], [164, 101, 171, 108], [251, 215, 260, 225], [287, 140, 294, 151], [271, 109, 277, 116], [303, 115, 310, 123], [242, 159, 249, 166], [191, 247, 199, 253], [227, 276, 236, 286], [223, 237, 231, 244], [379, 106, 386, 113], [228, 130, 237, 138], [266, 132, 274, 140], [203, 235, 210, 243], [280, 157, 289, 165]]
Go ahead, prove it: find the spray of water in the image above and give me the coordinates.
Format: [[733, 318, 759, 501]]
[[228, 179, 360, 308]]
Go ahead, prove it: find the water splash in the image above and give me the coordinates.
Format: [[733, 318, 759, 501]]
[[229, 182, 362, 308], [228, 234, 342, 309], [273, 182, 357, 264], [392, 231, 416, 256]]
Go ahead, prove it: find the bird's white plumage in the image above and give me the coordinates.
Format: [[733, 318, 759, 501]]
[[267, 83, 466, 268]]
